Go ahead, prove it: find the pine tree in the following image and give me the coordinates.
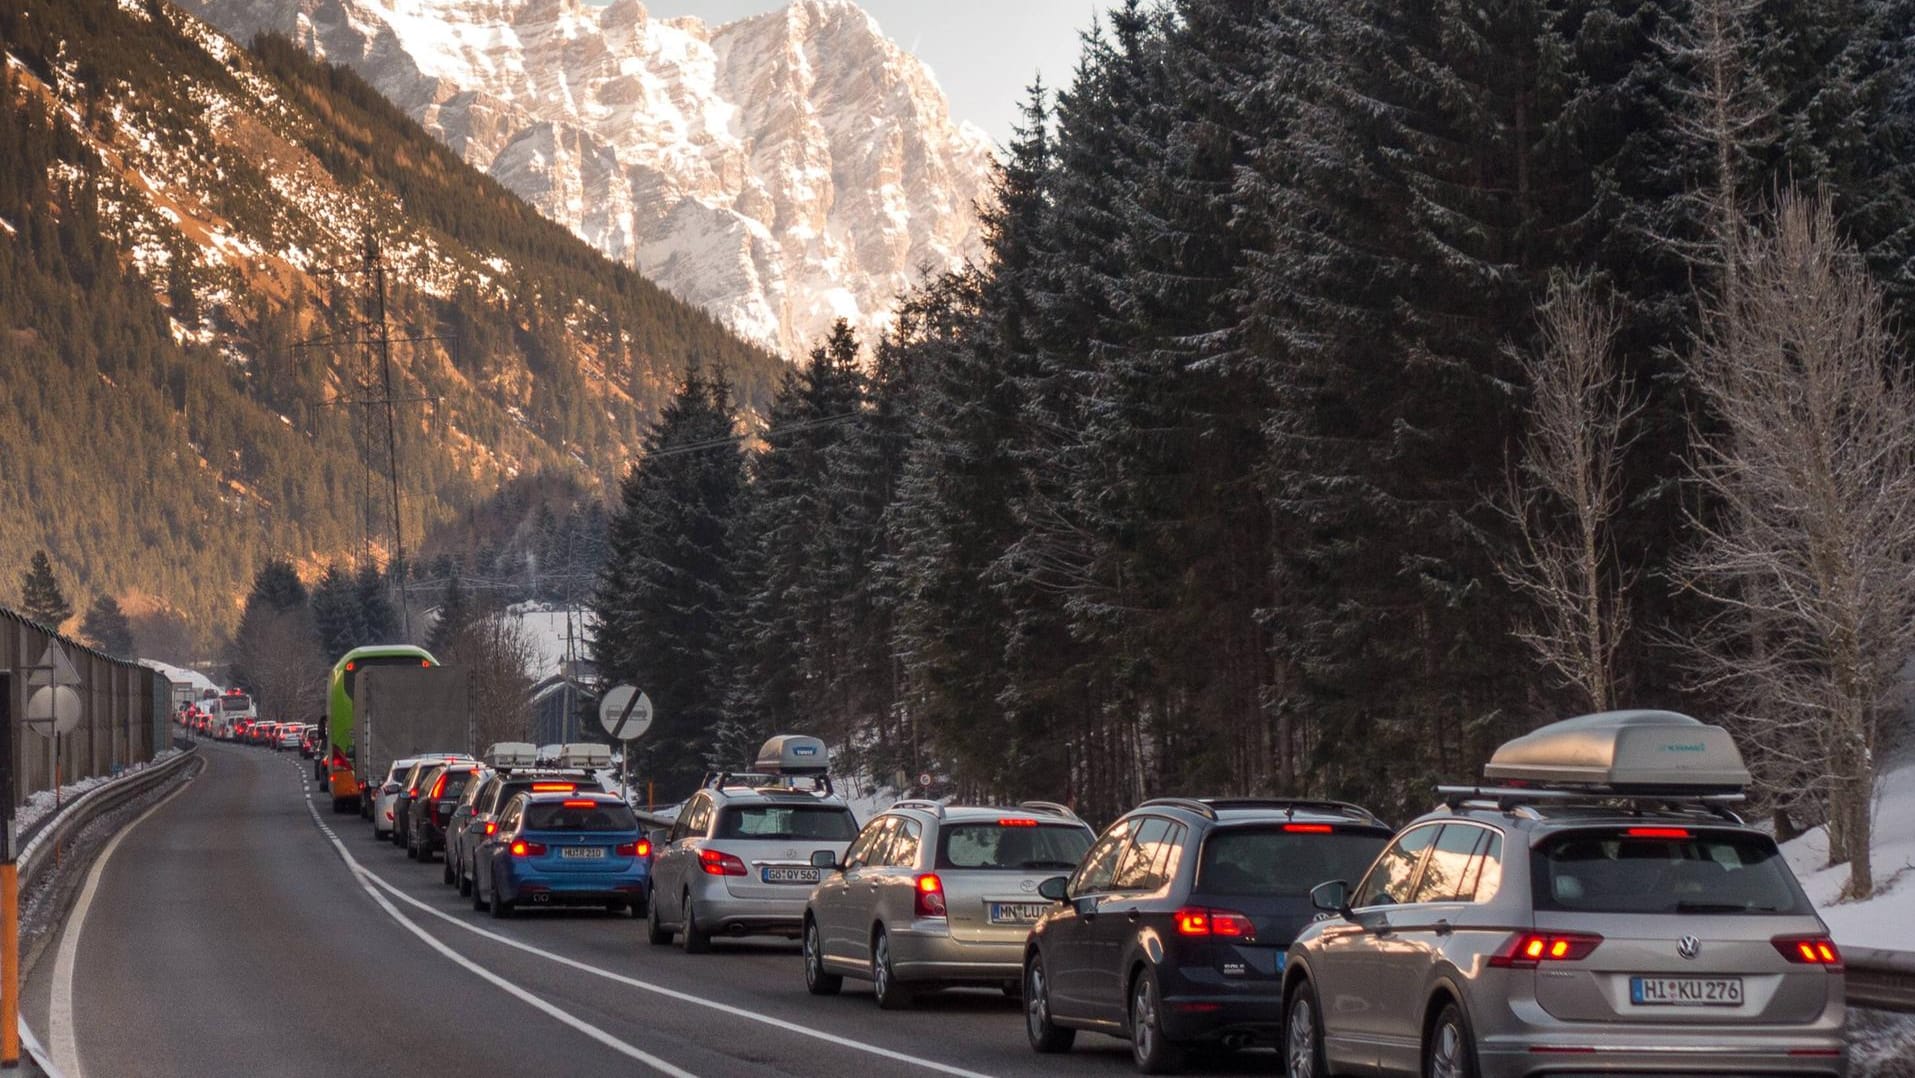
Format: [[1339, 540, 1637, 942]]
[[310, 564, 362, 662], [355, 563, 398, 645], [592, 366, 747, 796], [19, 550, 72, 628], [428, 574, 472, 656], [81, 593, 134, 656]]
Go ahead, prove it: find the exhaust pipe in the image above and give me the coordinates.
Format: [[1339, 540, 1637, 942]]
[[533, 892, 551, 904]]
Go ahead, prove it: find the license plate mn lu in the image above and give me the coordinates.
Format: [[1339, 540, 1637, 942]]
[[990, 902, 1049, 925], [1630, 976, 1743, 1006]]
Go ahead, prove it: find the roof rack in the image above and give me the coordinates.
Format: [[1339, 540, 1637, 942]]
[[701, 770, 836, 798], [1201, 798, 1385, 826], [1138, 797, 1220, 820], [1436, 784, 1746, 823], [1018, 800, 1082, 822], [891, 799, 946, 818]]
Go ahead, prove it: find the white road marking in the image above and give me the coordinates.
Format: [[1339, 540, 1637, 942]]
[[48, 769, 199, 1078], [293, 762, 997, 1078]]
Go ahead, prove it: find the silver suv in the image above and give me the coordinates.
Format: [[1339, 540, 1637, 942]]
[[1282, 711, 1847, 1077], [646, 750, 858, 953], [801, 801, 1094, 1009]]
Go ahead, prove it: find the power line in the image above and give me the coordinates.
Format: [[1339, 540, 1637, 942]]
[[633, 411, 862, 462]]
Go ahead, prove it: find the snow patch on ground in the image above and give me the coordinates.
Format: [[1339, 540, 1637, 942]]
[[503, 604, 589, 682], [1782, 761, 1915, 954], [18, 749, 184, 834]]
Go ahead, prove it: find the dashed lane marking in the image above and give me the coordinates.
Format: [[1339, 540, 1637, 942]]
[[292, 760, 998, 1078]]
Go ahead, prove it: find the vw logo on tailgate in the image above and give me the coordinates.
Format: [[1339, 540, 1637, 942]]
[[1677, 935, 1702, 960]]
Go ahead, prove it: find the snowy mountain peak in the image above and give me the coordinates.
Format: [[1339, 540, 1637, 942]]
[[180, 0, 997, 359]]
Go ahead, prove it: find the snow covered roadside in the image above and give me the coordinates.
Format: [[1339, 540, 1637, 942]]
[[1782, 761, 1915, 954], [17, 748, 183, 834]]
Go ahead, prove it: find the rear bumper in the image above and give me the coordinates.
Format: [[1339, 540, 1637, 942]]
[[691, 878, 808, 937], [1477, 1033, 1847, 1077], [888, 928, 1025, 984], [1156, 993, 1286, 1044], [500, 872, 649, 906]]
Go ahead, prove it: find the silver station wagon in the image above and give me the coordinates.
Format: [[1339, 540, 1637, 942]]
[[1283, 711, 1847, 1078], [803, 801, 1095, 1009]]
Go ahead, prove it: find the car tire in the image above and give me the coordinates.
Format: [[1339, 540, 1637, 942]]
[[458, 857, 474, 898], [803, 918, 842, 996], [680, 894, 711, 954], [471, 871, 488, 912], [1024, 952, 1074, 1053], [442, 856, 455, 886], [1285, 978, 1329, 1078], [489, 877, 513, 919], [405, 836, 419, 860], [1129, 967, 1182, 1074], [646, 897, 673, 946], [1424, 1001, 1479, 1078], [872, 928, 913, 1011]]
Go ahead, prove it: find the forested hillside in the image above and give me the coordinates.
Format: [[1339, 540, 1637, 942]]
[[593, 0, 1915, 854], [0, 0, 780, 642]]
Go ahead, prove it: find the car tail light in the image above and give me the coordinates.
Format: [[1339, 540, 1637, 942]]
[[384, 810, 393, 821], [1773, 935, 1843, 967], [699, 849, 747, 877], [430, 775, 448, 799], [483, 821, 497, 836], [1283, 824, 1334, 833], [1174, 907, 1254, 939], [997, 818, 1038, 827], [510, 840, 547, 857], [615, 840, 649, 857], [531, 783, 575, 792], [1624, 827, 1692, 839], [914, 874, 947, 918], [406, 788, 417, 799], [1489, 932, 1604, 968], [562, 800, 597, 808]]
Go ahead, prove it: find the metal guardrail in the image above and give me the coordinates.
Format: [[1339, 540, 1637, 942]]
[[1848, 949, 1915, 1014], [17, 745, 199, 887]]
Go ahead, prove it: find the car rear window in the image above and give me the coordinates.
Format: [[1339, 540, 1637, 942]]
[[436, 771, 474, 799], [937, 823, 1092, 871], [221, 696, 251, 712], [525, 802, 639, 832], [715, 805, 857, 842], [1197, 826, 1392, 897], [1532, 830, 1811, 915]]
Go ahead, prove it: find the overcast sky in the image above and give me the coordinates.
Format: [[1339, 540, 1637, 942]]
[[605, 1, 1107, 147]]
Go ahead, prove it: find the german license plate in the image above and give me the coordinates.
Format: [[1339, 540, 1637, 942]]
[[560, 847, 606, 860], [762, 866, 821, 884], [989, 902, 1050, 925], [1630, 976, 1743, 1006]]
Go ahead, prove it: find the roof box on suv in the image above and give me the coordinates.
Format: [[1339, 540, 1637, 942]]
[[556, 743, 613, 770], [754, 734, 829, 777], [1483, 710, 1751, 794], [485, 742, 539, 769]]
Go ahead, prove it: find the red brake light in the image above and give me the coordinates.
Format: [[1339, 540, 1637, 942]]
[[510, 840, 547, 857], [1624, 827, 1692, 839], [699, 849, 748, 876], [484, 821, 497, 836], [420, 659, 431, 668], [531, 783, 575, 792], [406, 788, 418, 799], [997, 818, 1038, 827], [344, 661, 356, 672], [615, 840, 649, 857], [430, 775, 448, 799], [1773, 936, 1842, 967], [1174, 907, 1254, 938], [561, 800, 597, 808], [1283, 823, 1334, 833], [1489, 932, 1603, 968], [914, 874, 947, 918]]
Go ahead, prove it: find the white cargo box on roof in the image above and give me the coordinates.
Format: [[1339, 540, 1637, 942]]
[[1483, 710, 1751, 794], [755, 734, 828, 776], [556, 742, 612, 770], [485, 742, 539, 769]]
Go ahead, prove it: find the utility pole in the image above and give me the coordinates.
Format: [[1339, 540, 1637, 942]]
[[365, 236, 411, 640]]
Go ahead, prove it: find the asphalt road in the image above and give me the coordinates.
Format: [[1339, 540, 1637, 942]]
[[29, 741, 1279, 1077]]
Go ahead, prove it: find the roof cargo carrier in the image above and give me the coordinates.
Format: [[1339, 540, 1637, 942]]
[[754, 734, 829, 777], [1478, 710, 1751, 796], [484, 742, 539, 770]]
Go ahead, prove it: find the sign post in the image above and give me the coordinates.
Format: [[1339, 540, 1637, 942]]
[[26, 643, 82, 874], [2, 670, 17, 1068], [597, 685, 654, 806]]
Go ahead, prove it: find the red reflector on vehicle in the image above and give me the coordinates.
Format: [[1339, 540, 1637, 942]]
[[1283, 824, 1334, 833], [1624, 827, 1692, 839]]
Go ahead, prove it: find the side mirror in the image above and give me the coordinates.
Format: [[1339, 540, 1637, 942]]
[[1311, 879, 1352, 917], [647, 828, 671, 849], [383, 783, 401, 795], [810, 849, 839, 870], [1037, 876, 1070, 902]]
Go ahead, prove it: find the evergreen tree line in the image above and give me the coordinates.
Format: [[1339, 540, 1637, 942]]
[[594, 0, 1915, 829]]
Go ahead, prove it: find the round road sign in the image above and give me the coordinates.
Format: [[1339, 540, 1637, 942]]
[[598, 684, 655, 741], [27, 685, 82, 735]]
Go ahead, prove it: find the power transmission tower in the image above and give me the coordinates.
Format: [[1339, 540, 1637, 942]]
[[296, 227, 450, 641]]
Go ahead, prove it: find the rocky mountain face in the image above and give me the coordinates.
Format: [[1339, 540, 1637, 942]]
[[181, 0, 997, 359]]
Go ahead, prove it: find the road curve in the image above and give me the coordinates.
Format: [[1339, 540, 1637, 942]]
[[30, 741, 1273, 1077]]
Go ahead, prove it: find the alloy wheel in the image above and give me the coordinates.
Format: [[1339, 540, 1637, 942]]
[[1287, 995, 1317, 1078]]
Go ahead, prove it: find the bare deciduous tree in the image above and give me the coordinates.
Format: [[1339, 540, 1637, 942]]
[[1676, 194, 1915, 899], [445, 612, 536, 751], [236, 608, 326, 724], [1494, 276, 1642, 711]]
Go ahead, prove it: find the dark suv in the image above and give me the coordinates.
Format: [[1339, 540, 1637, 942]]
[[1022, 797, 1392, 1073], [406, 763, 483, 862]]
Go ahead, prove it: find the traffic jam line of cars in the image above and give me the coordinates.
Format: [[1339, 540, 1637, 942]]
[[225, 713, 1853, 1076]]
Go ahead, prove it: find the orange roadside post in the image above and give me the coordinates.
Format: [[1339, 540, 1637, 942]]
[[2, 671, 20, 1068]]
